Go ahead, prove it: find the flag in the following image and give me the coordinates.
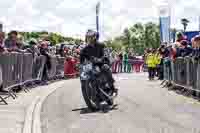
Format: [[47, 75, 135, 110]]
[[159, 4, 171, 44], [160, 16, 170, 43]]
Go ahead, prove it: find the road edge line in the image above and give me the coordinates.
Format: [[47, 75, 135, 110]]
[[32, 82, 66, 133], [22, 96, 40, 133]]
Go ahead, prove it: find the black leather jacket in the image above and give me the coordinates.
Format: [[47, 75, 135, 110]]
[[80, 42, 104, 64]]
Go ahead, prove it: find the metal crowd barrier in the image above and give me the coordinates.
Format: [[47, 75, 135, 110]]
[[48, 55, 58, 79], [0, 53, 66, 104], [163, 56, 200, 92], [112, 59, 144, 73], [32, 55, 46, 81], [56, 56, 65, 77]]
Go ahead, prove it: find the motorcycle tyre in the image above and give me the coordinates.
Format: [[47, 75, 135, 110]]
[[81, 80, 100, 111]]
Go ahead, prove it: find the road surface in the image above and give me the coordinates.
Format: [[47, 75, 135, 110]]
[[41, 73, 200, 133]]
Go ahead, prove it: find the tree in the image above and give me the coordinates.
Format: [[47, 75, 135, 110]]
[[181, 18, 189, 32], [123, 28, 131, 48], [144, 22, 160, 48], [104, 22, 160, 55], [129, 23, 145, 54], [105, 39, 123, 51]]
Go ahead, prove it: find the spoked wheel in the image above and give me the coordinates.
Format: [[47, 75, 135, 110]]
[[81, 80, 101, 111]]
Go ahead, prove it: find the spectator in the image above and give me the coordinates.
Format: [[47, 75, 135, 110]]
[[112, 52, 119, 73], [118, 52, 123, 73], [26, 39, 40, 58], [5, 31, 25, 52], [176, 32, 185, 43], [159, 44, 170, 58], [127, 52, 132, 73], [40, 41, 51, 84], [55, 44, 60, 55], [63, 45, 69, 57], [17, 35, 24, 49], [154, 49, 161, 77], [0, 32, 7, 53], [146, 48, 157, 80], [59, 44, 65, 57], [5, 31, 17, 49], [179, 40, 193, 57], [123, 52, 128, 73], [158, 44, 174, 80], [192, 35, 200, 57]]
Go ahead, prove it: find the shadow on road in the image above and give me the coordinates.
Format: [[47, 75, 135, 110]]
[[72, 107, 97, 114], [72, 104, 118, 114]]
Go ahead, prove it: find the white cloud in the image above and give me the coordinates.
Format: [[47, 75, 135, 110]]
[[0, 0, 200, 40]]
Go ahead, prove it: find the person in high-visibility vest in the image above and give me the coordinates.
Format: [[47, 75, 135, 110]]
[[154, 49, 162, 77], [146, 49, 157, 80]]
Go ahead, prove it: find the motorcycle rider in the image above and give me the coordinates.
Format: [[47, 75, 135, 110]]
[[80, 29, 117, 97]]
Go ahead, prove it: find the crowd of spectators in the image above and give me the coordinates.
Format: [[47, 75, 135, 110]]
[[109, 50, 144, 73], [0, 30, 82, 57], [0, 30, 82, 84], [0, 30, 146, 78], [145, 32, 200, 81]]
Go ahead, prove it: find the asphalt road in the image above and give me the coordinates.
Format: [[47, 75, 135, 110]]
[[41, 73, 200, 133]]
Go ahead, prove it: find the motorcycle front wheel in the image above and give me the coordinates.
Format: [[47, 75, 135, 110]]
[[81, 80, 101, 111]]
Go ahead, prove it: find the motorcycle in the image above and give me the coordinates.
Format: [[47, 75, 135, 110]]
[[80, 56, 118, 111]]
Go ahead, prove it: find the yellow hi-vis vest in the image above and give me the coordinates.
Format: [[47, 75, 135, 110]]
[[146, 53, 157, 68]]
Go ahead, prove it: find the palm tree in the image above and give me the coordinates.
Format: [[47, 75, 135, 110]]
[[181, 18, 189, 32]]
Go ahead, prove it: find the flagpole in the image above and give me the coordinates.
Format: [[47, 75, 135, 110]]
[[0, 22, 2, 32], [96, 2, 100, 39], [96, 12, 99, 33], [199, 16, 200, 34]]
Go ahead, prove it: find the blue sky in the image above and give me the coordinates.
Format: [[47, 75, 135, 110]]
[[0, 0, 200, 40]]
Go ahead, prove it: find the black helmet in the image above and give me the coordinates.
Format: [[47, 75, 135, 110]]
[[86, 29, 98, 40]]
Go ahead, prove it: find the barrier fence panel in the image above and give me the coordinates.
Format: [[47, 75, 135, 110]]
[[163, 58, 171, 81], [192, 58, 197, 89], [170, 60, 175, 82], [16, 53, 23, 85], [22, 53, 33, 83], [186, 57, 196, 89], [48, 56, 58, 79], [179, 57, 187, 86], [195, 60, 200, 91], [11, 53, 18, 85], [0, 65, 2, 87], [185, 57, 192, 88], [0, 53, 16, 88], [32, 55, 46, 81], [56, 56, 65, 77], [173, 58, 178, 84]]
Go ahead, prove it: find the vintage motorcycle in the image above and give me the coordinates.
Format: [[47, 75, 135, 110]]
[[80, 56, 118, 111]]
